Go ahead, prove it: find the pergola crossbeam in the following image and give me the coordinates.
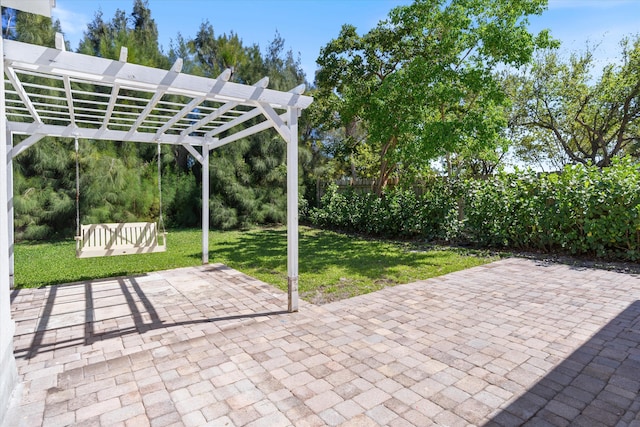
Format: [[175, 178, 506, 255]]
[[205, 109, 262, 139], [55, 32, 65, 51], [8, 122, 205, 146], [255, 102, 291, 142], [124, 59, 183, 140], [11, 133, 46, 158], [182, 101, 239, 138], [62, 76, 76, 126], [181, 143, 204, 165], [212, 112, 289, 150], [155, 96, 205, 137], [102, 84, 122, 129], [178, 69, 235, 137]]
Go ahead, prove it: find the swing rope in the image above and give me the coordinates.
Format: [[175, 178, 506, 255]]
[[74, 138, 167, 257]]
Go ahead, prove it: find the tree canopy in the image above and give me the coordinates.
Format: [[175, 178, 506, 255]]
[[316, 0, 554, 190], [510, 36, 640, 168]]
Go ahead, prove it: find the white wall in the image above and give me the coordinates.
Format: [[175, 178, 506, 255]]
[[0, 154, 17, 423], [0, 325, 17, 426], [0, 35, 18, 425]]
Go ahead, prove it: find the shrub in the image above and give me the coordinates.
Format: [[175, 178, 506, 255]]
[[310, 158, 640, 261], [309, 181, 461, 240]]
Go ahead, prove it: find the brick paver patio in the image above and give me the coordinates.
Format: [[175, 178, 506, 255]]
[[4, 258, 640, 426]]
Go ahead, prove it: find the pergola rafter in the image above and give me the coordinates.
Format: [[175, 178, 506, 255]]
[[5, 67, 42, 123], [123, 58, 183, 139], [183, 75, 264, 138], [1, 37, 313, 317]]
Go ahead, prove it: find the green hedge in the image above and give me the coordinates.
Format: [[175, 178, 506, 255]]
[[309, 180, 460, 240], [309, 158, 640, 261]]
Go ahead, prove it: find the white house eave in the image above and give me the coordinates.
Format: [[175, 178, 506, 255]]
[[1, 0, 54, 17]]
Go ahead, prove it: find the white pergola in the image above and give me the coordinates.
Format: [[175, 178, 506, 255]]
[[0, 4, 312, 418], [3, 36, 312, 307]]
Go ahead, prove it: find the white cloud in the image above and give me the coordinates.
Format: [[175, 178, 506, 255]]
[[51, 6, 89, 46]]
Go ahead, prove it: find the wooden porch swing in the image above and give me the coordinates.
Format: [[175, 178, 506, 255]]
[[74, 137, 167, 258]]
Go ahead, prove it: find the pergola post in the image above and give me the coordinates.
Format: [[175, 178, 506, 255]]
[[7, 131, 14, 289], [202, 143, 210, 265], [287, 107, 299, 312]]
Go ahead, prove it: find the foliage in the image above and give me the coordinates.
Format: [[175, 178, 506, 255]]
[[78, 0, 168, 67], [310, 159, 640, 261], [14, 227, 497, 304], [510, 36, 640, 168], [315, 0, 554, 192], [12, 136, 75, 240], [464, 158, 640, 260], [310, 182, 461, 240], [2, 7, 66, 48]]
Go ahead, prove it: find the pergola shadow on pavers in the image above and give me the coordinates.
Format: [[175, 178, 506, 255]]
[[6, 258, 640, 426], [11, 265, 289, 361]]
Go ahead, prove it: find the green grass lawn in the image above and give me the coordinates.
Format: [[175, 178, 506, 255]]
[[14, 226, 500, 303]]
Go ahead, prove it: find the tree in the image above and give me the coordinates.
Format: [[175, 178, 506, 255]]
[[511, 36, 640, 168], [316, 0, 553, 192], [2, 6, 66, 48], [78, 0, 168, 68], [189, 21, 252, 81]]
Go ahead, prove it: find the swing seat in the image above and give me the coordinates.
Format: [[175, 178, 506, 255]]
[[75, 222, 167, 258]]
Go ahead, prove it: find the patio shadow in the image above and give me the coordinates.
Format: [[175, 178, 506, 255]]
[[13, 276, 287, 360], [484, 300, 640, 426]]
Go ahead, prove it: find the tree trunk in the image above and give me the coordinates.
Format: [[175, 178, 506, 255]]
[[374, 136, 397, 196], [316, 176, 321, 207], [446, 152, 453, 177], [346, 119, 358, 185]]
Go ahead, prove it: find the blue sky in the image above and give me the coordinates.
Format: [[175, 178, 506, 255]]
[[51, 0, 640, 81]]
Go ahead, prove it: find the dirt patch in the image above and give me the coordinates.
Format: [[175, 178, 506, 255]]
[[301, 288, 355, 305], [514, 251, 640, 276]]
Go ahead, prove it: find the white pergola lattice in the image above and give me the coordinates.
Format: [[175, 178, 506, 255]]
[[5, 38, 311, 153], [1, 37, 312, 314]]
